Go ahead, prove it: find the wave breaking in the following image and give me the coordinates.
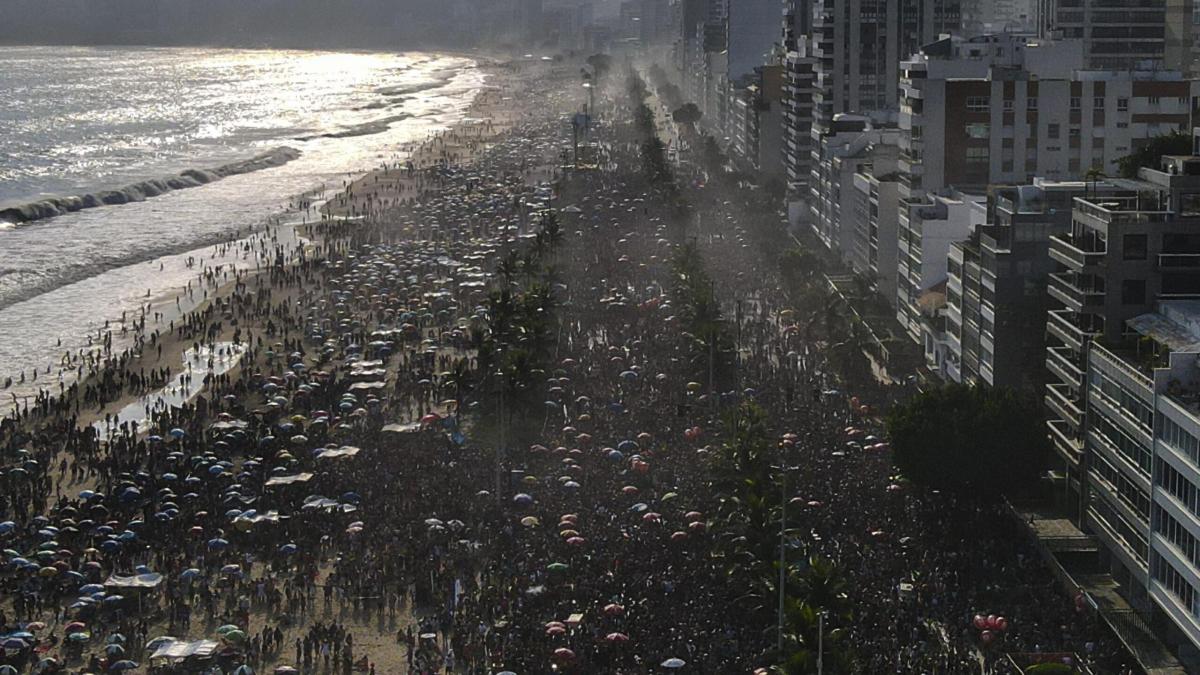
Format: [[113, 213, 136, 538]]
[[0, 146, 302, 226]]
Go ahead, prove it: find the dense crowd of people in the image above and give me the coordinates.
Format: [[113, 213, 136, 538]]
[[0, 57, 1138, 675]]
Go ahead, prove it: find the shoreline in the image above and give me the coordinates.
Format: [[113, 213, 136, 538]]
[[0, 56, 575, 675], [0, 54, 502, 410]]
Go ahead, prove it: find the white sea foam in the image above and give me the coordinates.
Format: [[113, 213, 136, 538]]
[[0, 46, 483, 403]]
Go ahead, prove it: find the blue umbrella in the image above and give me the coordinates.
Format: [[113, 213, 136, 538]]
[[179, 568, 200, 581], [0, 521, 14, 535], [109, 661, 139, 671], [207, 538, 229, 550], [169, 428, 187, 439]]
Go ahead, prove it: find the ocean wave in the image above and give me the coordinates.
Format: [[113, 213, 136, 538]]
[[294, 115, 411, 141], [0, 146, 302, 225]]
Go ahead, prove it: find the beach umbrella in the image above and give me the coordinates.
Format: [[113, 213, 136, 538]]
[[145, 636, 177, 651]]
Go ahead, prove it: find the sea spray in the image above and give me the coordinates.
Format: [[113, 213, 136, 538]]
[[0, 147, 302, 225]]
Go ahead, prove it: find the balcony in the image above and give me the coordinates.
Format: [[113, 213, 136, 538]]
[[1046, 382, 1084, 430], [1046, 345, 1086, 393], [1048, 233, 1104, 271], [1047, 273, 1104, 313], [1046, 309, 1098, 352], [1158, 253, 1200, 270], [1047, 421, 1083, 471]]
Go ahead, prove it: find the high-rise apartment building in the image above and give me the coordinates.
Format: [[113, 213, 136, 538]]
[[896, 33, 1199, 342], [782, 0, 816, 209], [1044, 155, 1200, 520], [1039, 0, 1168, 70], [806, 0, 960, 239]]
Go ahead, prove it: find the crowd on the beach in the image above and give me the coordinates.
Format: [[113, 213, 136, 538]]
[[0, 58, 1139, 675]]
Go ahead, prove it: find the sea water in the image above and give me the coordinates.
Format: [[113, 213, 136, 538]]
[[0, 45, 483, 404]]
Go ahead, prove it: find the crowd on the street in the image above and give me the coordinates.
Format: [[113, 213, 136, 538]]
[[0, 58, 1138, 675]]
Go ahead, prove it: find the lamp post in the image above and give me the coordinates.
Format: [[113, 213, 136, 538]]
[[772, 463, 800, 653]]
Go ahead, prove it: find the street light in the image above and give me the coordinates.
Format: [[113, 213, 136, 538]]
[[771, 463, 801, 654]]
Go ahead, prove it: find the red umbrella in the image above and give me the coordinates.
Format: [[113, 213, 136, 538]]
[[603, 603, 624, 616], [553, 647, 576, 661], [670, 531, 688, 542], [605, 632, 630, 643]]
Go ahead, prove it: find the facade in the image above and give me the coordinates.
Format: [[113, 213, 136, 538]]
[[961, 0, 1036, 32], [900, 34, 1199, 197], [782, 0, 816, 208], [1039, 0, 1169, 70], [1077, 299, 1200, 661], [853, 162, 902, 306], [811, 118, 900, 257], [1044, 154, 1200, 525], [897, 190, 987, 342], [898, 33, 1199, 345], [947, 180, 1121, 388]]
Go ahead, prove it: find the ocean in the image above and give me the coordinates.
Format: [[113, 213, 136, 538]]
[[0, 45, 483, 402]]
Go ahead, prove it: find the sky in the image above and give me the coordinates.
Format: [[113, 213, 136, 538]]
[[0, 0, 556, 49]]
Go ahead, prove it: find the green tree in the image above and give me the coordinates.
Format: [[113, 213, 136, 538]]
[[885, 384, 1050, 497], [586, 53, 612, 82], [672, 102, 703, 127], [1117, 131, 1191, 178]]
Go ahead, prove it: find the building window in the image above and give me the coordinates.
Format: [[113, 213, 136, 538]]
[[1048, 123, 1061, 139], [1122, 279, 1146, 305], [966, 123, 990, 139], [966, 147, 989, 164], [1124, 234, 1148, 261], [1027, 97, 1039, 111], [966, 96, 990, 112], [1071, 96, 1081, 110], [1117, 97, 1129, 112], [1149, 96, 1161, 105], [1004, 99, 1014, 111], [1094, 96, 1106, 109]]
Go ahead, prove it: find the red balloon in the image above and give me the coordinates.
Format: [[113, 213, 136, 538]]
[[997, 617, 1009, 632], [972, 615, 987, 630], [986, 614, 998, 630]]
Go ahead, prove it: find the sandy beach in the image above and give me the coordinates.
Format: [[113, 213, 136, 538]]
[[0, 51, 1134, 675]]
